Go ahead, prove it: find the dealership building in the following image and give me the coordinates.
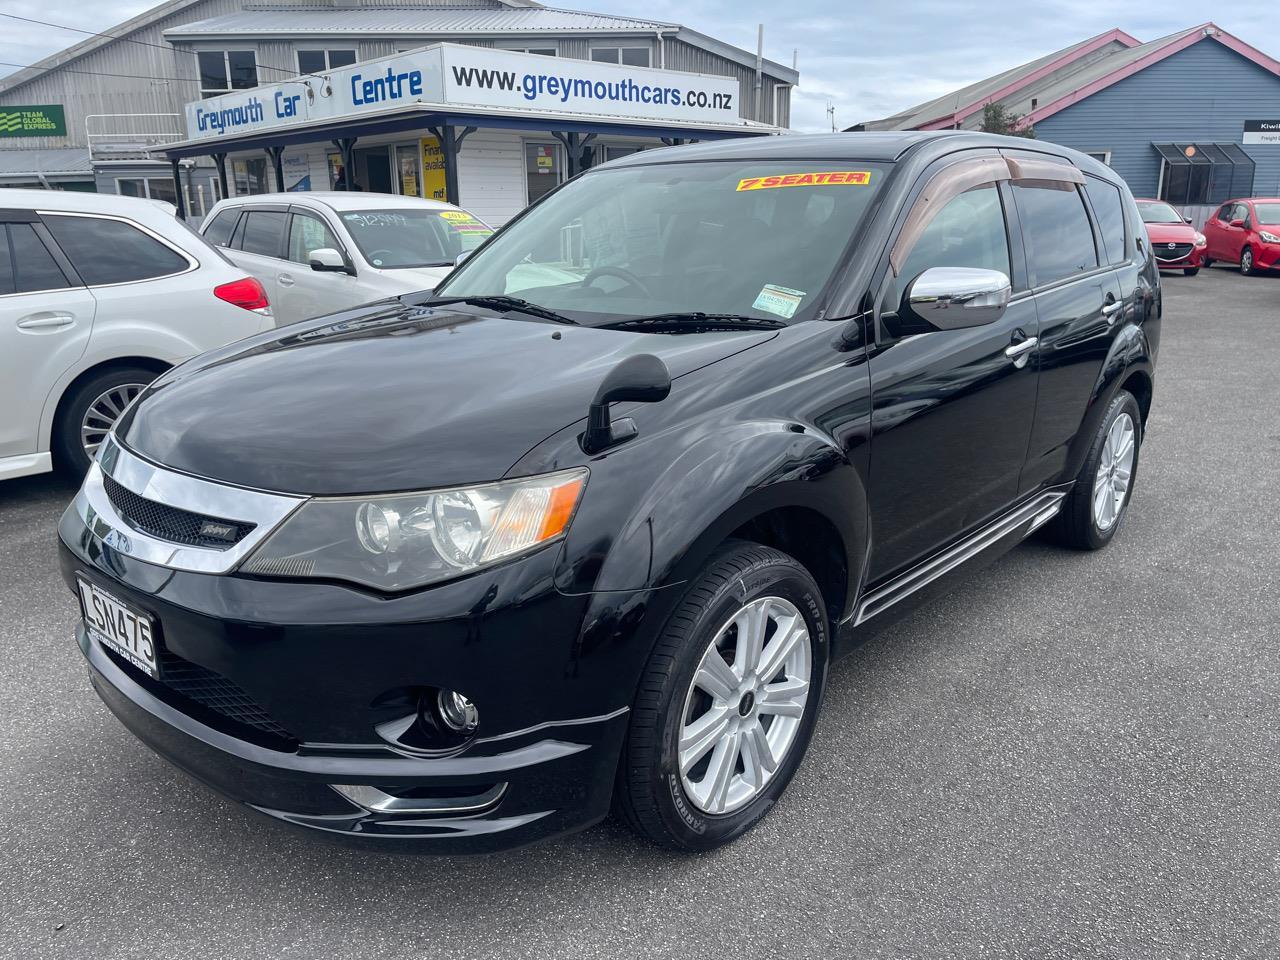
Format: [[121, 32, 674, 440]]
[[853, 23, 1280, 220], [0, 0, 796, 224]]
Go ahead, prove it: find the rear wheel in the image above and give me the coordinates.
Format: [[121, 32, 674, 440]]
[[1049, 390, 1142, 551], [54, 366, 156, 475], [1241, 248, 1255, 275], [614, 541, 829, 851]]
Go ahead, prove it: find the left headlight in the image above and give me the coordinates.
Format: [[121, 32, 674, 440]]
[[1193, 232, 1207, 247], [1260, 230, 1280, 245], [241, 468, 588, 591]]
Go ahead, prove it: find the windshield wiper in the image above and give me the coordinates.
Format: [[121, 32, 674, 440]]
[[603, 312, 786, 332], [422, 295, 579, 325]]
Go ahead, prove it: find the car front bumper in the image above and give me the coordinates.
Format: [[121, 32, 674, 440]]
[[1254, 243, 1280, 270], [59, 505, 632, 853]]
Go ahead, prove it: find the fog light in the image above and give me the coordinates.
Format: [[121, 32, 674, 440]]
[[437, 690, 479, 733]]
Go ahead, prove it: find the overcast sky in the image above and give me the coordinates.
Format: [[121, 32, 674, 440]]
[[2, 0, 1278, 131]]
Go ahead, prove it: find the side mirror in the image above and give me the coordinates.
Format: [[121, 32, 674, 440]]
[[903, 266, 1011, 331], [454, 250, 473, 267], [1229, 218, 1245, 228], [581, 353, 671, 454], [1184, 216, 1193, 224], [309, 248, 350, 273]]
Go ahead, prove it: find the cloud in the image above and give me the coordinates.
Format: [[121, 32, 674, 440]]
[[1, 0, 1277, 133]]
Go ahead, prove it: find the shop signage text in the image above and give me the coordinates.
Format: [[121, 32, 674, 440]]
[[185, 44, 744, 142], [0, 104, 67, 138], [1243, 120, 1280, 145]]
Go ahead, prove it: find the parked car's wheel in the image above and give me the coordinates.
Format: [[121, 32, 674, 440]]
[[1203, 257, 1214, 268], [1241, 248, 1255, 275], [614, 540, 829, 851], [1050, 390, 1142, 551], [1183, 267, 1200, 276], [55, 366, 156, 475]]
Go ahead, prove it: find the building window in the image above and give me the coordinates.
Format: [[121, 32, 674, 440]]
[[1154, 143, 1254, 206], [232, 157, 269, 196], [297, 49, 356, 75], [506, 47, 558, 57], [1085, 151, 1111, 166], [198, 50, 258, 98], [590, 47, 650, 67], [116, 177, 177, 205]]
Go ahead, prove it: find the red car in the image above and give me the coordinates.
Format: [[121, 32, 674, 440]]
[[1203, 198, 1280, 275], [1136, 199, 1206, 275]]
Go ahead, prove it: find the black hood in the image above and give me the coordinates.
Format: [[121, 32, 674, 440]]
[[121, 303, 775, 495]]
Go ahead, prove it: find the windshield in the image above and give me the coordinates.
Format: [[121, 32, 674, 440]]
[[436, 160, 892, 325], [341, 208, 494, 269], [1138, 202, 1184, 225], [1254, 202, 1280, 225]]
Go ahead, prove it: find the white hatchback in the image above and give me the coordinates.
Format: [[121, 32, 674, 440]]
[[200, 193, 495, 326], [0, 190, 274, 482]]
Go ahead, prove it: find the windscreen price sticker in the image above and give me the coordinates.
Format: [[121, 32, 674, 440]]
[[737, 171, 871, 192]]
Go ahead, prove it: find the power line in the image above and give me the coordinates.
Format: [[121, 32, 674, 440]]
[[0, 12, 322, 81], [0, 59, 198, 86]]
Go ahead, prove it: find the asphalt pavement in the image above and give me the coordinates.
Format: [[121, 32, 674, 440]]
[[1, 265, 1277, 959]]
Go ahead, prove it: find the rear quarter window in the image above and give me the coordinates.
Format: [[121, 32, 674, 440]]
[[1083, 177, 1127, 265], [43, 215, 190, 285]]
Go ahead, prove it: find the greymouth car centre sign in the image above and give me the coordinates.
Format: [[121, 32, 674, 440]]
[[184, 43, 743, 142]]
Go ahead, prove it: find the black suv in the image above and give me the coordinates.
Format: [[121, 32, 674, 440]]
[[59, 132, 1159, 853]]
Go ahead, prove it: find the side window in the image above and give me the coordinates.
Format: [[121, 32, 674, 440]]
[[1083, 177, 1127, 264], [202, 209, 240, 247], [884, 183, 1011, 323], [8, 222, 72, 293], [238, 210, 288, 258], [286, 213, 341, 265], [43, 216, 189, 286], [1012, 182, 1099, 286], [1216, 204, 1233, 223], [0, 225, 14, 295]]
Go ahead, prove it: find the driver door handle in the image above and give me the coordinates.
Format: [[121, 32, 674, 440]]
[[1005, 336, 1038, 359], [277, 274, 295, 287], [1102, 301, 1122, 315]]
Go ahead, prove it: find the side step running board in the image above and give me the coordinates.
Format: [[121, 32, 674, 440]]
[[853, 489, 1067, 626]]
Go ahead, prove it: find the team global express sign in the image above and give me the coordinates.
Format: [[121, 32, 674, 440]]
[[1243, 120, 1280, 145], [185, 44, 743, 141], [0, 105, 66, 138]]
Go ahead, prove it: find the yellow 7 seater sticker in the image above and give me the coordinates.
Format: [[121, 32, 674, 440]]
[[736, 171, 872, 192]]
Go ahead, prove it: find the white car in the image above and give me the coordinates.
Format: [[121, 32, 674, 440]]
[[199, 193, 495, 326], [0, 190, 274, 482]]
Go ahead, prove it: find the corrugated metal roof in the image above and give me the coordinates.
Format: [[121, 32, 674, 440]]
[[165, 8, 678, 37], [0, 147, 94, 177]]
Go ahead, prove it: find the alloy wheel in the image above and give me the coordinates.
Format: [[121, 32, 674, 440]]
[[81, 383, 146, 459], [1241, 249, 1253, 275], [677, 596, 811, 815], [1092, 412, 1135, 532]]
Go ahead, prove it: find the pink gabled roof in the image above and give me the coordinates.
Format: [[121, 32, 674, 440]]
[[1023, 23, 1280, 125], [917, 28, 1140, 130]]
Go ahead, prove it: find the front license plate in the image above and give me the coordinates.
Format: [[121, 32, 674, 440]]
[[76, 577, 159, 679]]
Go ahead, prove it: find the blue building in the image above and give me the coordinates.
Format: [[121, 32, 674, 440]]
[[854, 24, 1280, 219]]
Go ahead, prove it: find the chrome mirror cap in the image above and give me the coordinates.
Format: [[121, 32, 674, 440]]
[[904, 266, 1012, 330]]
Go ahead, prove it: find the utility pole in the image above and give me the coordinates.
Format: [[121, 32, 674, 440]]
[[827, 102, 836, 132]]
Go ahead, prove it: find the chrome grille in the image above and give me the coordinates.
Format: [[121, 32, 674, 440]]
[[103, 475, 255, 549]]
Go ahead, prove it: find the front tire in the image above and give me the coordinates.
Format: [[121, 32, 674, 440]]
[[54, 366, 156, 475], [1183, 267, 1200, 276], [1050, 390, 1142, 550], [614, 541, 829, 851], [1241, 248, 1255, 276]]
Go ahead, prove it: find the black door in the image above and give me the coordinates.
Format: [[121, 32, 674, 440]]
[[357, 148, 394, 194], [866, 178, 1039, 583], [1011, 174, 1126, 492]]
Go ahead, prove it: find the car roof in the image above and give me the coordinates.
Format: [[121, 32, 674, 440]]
[[0, 188, 176, 216], [216, 191, 460, 213], [600, 131, 1110, 175]]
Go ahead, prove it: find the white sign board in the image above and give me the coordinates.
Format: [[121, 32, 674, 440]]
[[184, 44, 744, 142], [440, 46, 739, 124], [1243, 120, 1280, 145]]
